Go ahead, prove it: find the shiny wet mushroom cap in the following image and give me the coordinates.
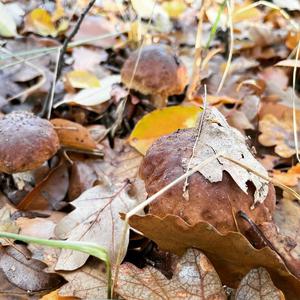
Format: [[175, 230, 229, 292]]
[[0, 111, 60, 174], [121, 44, 188, 107]]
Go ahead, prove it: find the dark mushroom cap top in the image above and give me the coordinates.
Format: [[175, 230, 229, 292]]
[[0, 111, 60, 174], [121, 44, 188, 98], [139, 128, 276, 234]]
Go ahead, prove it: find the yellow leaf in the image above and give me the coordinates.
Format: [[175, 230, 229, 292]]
[[65, 70, 101, 89], [40, 290, 77, 300], [25, 8, 57, 37], [162, 0, 187, 18], [129, 106, 201, 155]]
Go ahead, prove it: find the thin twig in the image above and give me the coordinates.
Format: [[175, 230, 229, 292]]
[[221, 154, 300, 201], [217, 0, 234, 94], [183, 85, 208, 199], [292, 40, 300, 162], [40, 0, 96, 118]]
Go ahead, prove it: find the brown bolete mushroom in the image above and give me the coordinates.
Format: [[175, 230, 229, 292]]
[[0, 111, 60, 174], [139, 112, 276, 235], [121, 44, 188, 107]]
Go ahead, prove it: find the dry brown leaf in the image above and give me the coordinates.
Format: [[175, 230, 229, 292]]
[[54, 183, 141, 271], [0, 245, 63, 292], [235, 268, 285, 300], [117, 248, 226, 300], [51, 119, 97, 151], [129, 215, 300, 299], [17, 163, 69, 211], [259, 114, 300, 158], [272, 164, 300, 187], [58, 258, 107, 299]]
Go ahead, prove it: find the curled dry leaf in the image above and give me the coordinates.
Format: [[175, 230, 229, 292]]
[[117, 248, 226, 300], [17, 163, 69, 211], [129, 215, 300, 299], [259, 114, 299, 158], [54, 183, 141, 271], [129, 106, 200, 155], [51, 118, 97, 151], [235, 267, 285, 300], [0, 245, 63, 292]]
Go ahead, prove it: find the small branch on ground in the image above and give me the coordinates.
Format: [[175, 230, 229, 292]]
[[39, 0, 96, 118]]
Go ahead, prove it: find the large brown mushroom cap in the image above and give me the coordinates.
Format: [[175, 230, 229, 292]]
[[140, 128, 276, 234], [121, 44, 188, 104], [0, 111, 60, 174]]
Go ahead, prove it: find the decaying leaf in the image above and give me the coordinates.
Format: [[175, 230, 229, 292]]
[[0, 245, 63, 292], [54, 183, 140, 270], [0, 2, 17, 37], [51, 119, 97, 151], [64, 70, 100, 90], [129, 215, 300, 299], [117, 248, 226, 300], [129, 106, 201, 155], [259, 114, 300, 158], [58, 258, 107, 299], [235, 267, 285, 300], [54, 75, 121, 108]]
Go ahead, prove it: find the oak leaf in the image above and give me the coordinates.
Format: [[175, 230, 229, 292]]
[[117, 248, 226, 300]]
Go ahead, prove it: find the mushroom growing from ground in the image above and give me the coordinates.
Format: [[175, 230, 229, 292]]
[[139, 109, 276, 235], [121, 44, 188, 107], [0, 111, 60, 174]]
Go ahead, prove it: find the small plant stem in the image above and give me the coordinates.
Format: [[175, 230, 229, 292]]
[[206, 0, 226, 49], [112, 151, 224, 294], [0, 232, 112, 299]]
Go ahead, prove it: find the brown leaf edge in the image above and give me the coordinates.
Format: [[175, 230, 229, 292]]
[[129, 214, 300, 300]]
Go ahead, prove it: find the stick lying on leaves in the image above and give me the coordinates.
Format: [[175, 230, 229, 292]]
[[0, 233, 112, 299]]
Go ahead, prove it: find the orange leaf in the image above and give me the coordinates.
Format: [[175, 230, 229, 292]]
[[41, 290, 77, 300], [129, 106, 201, 155]]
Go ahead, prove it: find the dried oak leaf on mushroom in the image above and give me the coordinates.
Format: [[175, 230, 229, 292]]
[[121, 44, 188, 107], [0, 111, 60, 174]]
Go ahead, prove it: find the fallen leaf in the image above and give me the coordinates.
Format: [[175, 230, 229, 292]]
[[72, 16, 118, 48], [54, 75, 121, 108], [41, 290, 77, 300], [64, 70, 100, 90], [129, 106, 201, 155], [0, 205, 18, 241], [259, 114, 299, 158], [274, 199, 300, 259], [286, 31, 300, 50], [272, 164, 300, 187], [235, 267, 285, 300], [272, 0, 300, 10], [276, 60, 300, 68], [0, 245, 63, 292], [24, 8, 57, 37], [0, 2, 17, 37], [58, 258, 107, 299], [51, 119, 97, 151], [162, 0, 187, 18], [54, 183, 140, 270], [129, 215, 300, 299], [117, 248, 227, 300]]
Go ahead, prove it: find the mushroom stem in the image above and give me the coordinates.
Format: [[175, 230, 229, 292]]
[[150, 94, 167, 108]]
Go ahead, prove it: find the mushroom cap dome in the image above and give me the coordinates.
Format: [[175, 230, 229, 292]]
[[121, 44, 188, 98], [140, 128, 276, 234], [0, 111, 60, 174]]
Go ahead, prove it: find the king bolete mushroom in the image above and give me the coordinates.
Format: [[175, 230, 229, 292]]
[[121, 44, 188, 107], [139, 108, 276, 234], [0, 111, 60, 174]]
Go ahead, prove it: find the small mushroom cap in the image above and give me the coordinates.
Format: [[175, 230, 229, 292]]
[[140, 128, 276, 234], [121, 44, 188, 98], [0, 111, 60, 174]]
